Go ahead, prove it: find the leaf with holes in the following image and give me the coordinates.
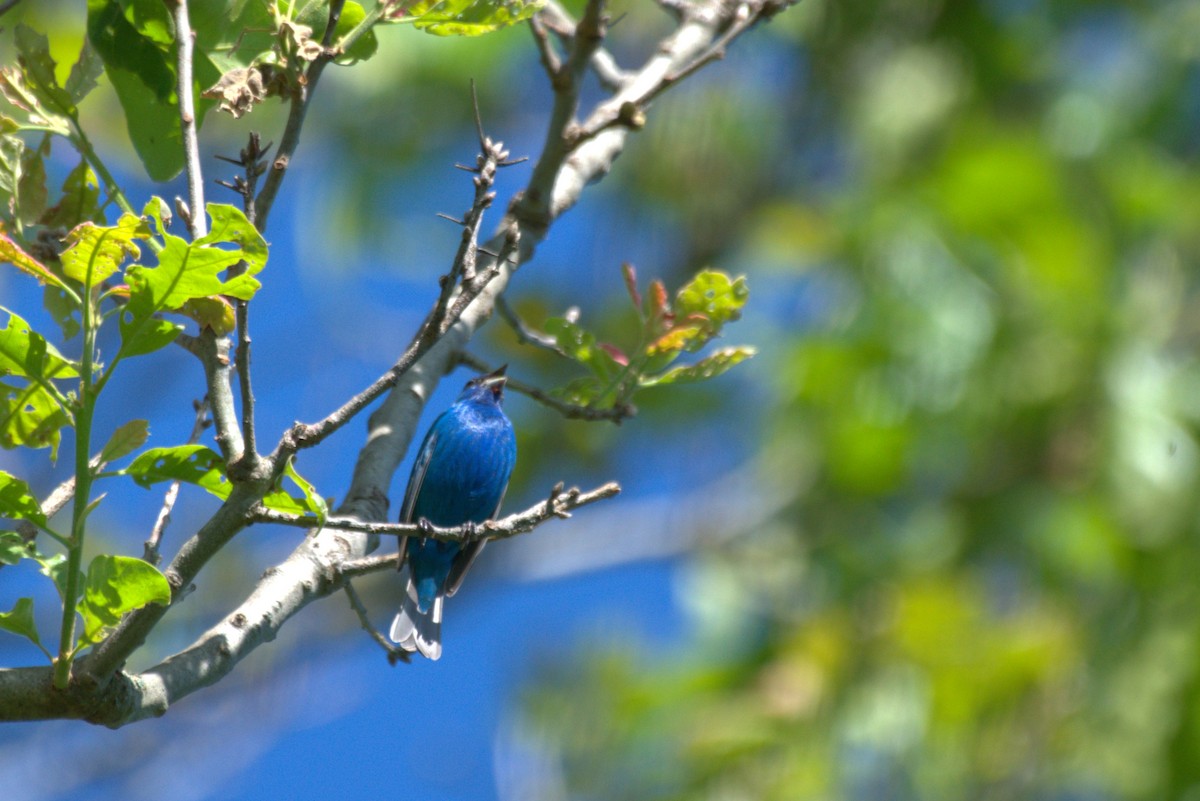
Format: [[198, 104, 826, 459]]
[[125, 444, 232, 501]]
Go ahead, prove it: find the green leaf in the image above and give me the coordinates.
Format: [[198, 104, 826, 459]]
[[0, 597, 42, 647], [640, 345, 757, 387], [61, 213, 152, 287], [86, 0, 183, 180], [40, 160, 106, 230], [0, 530, 35, 565], [99, 419, 150, 463], [118, 315, 183, 357], [334, 2, 379, 63], [13, 25, 77, 118], [0, 380, 71, 459], [36, 552, 77, 602], [674, 270, 749, 336], [125, 444, 231, 500], [401, 0, 544, 35], [0, 233, 69, 290], [17, 135, 48, 226], [544, 317, 623, 381], [76, 554, 171, 646], [65, 38, 105, 105], [126, 202, 265, 316], [0, 67, 71, 135], [0, 470, 46, 526], [0, 308, 79, 382], [271, 462, 328, 525]]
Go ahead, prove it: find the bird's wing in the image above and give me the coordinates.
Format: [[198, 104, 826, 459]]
[[400, 429, 438, 524], [444, 487, 507, 597]]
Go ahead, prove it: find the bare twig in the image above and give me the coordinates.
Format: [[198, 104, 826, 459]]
[[144, 399, 212, 565], [172, 0, 207, 241], [248, 481, 622, 543], [253, 0, 347, 233], [456, 351, 635, 423], [495, 296, 569, 356], [344, 581, 410, 665], [539, 2, 630, 91]]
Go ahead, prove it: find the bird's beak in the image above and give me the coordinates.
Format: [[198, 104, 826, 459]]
[[480, 364, 508, 394]]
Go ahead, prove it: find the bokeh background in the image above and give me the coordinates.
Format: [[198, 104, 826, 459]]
[[4, 0, 1200, 799]]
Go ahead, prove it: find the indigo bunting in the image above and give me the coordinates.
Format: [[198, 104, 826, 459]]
[[389, 365, 517, 660]]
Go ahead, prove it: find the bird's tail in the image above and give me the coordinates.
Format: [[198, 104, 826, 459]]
[[389, 563, 444, 660]]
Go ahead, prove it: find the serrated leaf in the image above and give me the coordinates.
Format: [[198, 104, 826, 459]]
[[401, 0, 544, 35], [125, 444, 231, 500], [0, 597, 42, 646], [0, 308, 79, 381], [0, 530, 35, 565], [99, 419, 149, 463], [76, 554, 171, 646], [0, 380, 71, 459], [640, 345, 757, 387], [61, 213, 152, 287], [0, 470, 45, 526], [0, 233, 69, 290]]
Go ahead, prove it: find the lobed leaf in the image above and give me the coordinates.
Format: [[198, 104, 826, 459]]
[[640, 345, 757, 387], [61, 213, 152, 287], [399, 0, 544, 35], [544, 317, 624, 381]]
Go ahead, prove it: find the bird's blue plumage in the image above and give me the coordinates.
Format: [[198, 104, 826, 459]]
[[389, 368, 516, 659]]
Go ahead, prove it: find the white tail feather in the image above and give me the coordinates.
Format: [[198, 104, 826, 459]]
[[389, 564, 444, 660]]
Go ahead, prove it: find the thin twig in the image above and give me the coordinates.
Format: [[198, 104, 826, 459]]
[[495, 296, 569, 356], [343, 581, 410, 665], [248, 481, 622, 543], [456, 351, 635, 424], [172, 0, 207, 240], [253, 0, 347, 233], [144, 399, 212, 565], [539, 2, 630, 91]]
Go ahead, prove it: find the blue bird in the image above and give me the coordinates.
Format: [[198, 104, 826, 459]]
[[389, 365, 517, 660]]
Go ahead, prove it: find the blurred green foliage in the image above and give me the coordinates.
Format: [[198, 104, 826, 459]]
[[515, 1, 1200, 799]]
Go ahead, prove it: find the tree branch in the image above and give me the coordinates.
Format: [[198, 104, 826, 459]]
[[172, 0, 207, 241], [143, 398, 212, 565], [247, 481, 621, 542], [456, 351, 635, 423]]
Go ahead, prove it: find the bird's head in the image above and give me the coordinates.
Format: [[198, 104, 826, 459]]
[[461, 364, 508, 406]]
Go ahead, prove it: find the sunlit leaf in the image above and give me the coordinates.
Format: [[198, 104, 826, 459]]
[[399, 0, 544, 36], [544, 317, 623, 381], [640, 345, 757, 387], [60, 213, 152, 287], [0, 597, 42, 647], [13, 25, 76, 117], [0, 308, 79, 381], [0, 233, 68, 290], [0, 530, 35, 565], [76, 554, 171, 646], [0, 380, 71, 458], [0, 470, 45, 526], [125, 444, 231, 501]]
